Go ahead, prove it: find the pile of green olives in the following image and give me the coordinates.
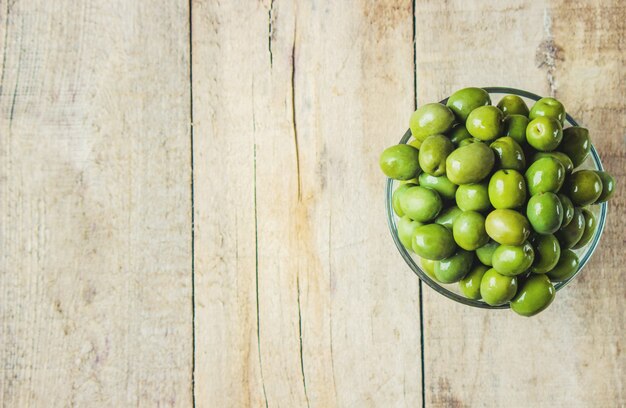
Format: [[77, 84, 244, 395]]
[[380, 87, 617, 317]]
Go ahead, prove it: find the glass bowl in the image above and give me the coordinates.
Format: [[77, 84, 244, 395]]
[[385, 87, 608, 309]]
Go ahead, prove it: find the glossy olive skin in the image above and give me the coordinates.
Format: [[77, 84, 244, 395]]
[[525, 157, 565, 195], [420, 258, 438, 280], [466, 106, 503, 141], [571, 208, 597, 249], [435, 206, 463, 230], [392, 183, 417, 217], [530, 234, 561, 274], [434, 250, 474, 283], [503, 114, 529, 146], [531, 151, 574, 174], [526, 116, 563, 152], [446, 142, 495, 185], [555, 208, 585, 249], [594, 171, 616, 203], [492, 241, 535, 276], [400, 186, 443, 222], [558, 126, 590, 168], [476, 240, 498, 266], [446, 87, 491, 122], [397, 215, 423, 250], [459, 265, 489, 300], [547, 249, 579, 282], [529, 97, 566, 125], [480, 268, 518, 306], [526, 192, 563, 234], [497, 95, 530, 117], [455, 182, 491, 212], [448, 124, 472, 145], [564, 170, 602, 206], [412, 223, 457, 260], [379, 144, 421, 180], [419, 134, 455, 176], [557, 193, 575, 228], [419, 174, 456, 201], [511, 274, 555, 317], [488, 169, 527, 209], [485, 209, 531, 246], [452, 210, 489, 250], [410, 103, 456, 142], [490, 137, 526, 171]]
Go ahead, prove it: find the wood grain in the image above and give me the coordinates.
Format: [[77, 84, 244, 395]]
[[193, 0, 422, 406], [0, 0, 192, 406], [415, 1, 625, 407]]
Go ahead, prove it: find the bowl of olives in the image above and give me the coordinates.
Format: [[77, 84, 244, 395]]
[[381, 87, 616, 316]]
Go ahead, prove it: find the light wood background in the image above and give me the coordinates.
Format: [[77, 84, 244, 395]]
[[1, 0, 624, 407]]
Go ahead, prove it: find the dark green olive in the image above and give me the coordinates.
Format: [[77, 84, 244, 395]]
[[557, 194, 575, 228], [392, 183, 417, 217], [558, 127, 590, 168], [476, 240, 498, 266], [485, 209, 531, 246], [397, 215, 423, 250], [459, 265, 489, 300], [555, 208, 585, 249], [480, 268, 518, 306], [446, 142, 495, 185], [434, 249, 474, 283], [418, 173, 458, 200], [488, 169, 527, 209], [448, 124, 472, 145], [510, 274, 555, 317], [531, 152, 574, 174], [399, 186, 443, 222], [435, 206, 463, 230], [594, 171, 616, 203], [497, 95, 529, 117], [503, 114, 530, 146], [547, 249, 579, 282], [525, 157, 565, 195], [466, 106, 504, 141], [526, 116, 563, 152], [492, 241, 535, 276], [564, 170, 602, 206], [379, 144, 421, 180], [455, 182, 491, 212], [446, 87, 491, 122], [452, 210, 489, 250], [529, 97, 566, 125], [571, 208, 597, 249], [530, 234, 561, 274], [526, 192, 563, 234], [490, 136, 526, 171], [419, 134, 455, 176], [410, 103, 456, 142], [412, 224, 457, 260]]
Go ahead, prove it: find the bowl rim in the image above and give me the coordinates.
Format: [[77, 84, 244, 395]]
[[385, 86, 608, 309]]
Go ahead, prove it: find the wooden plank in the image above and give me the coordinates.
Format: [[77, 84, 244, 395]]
[[193, 0, 422, 406], [415, 1, 625, 406], [0, 1, 192, 406]]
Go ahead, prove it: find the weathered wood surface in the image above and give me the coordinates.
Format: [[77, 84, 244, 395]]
[[1, 0, 624, 406]]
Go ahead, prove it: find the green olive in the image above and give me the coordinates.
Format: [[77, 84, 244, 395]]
[[459, 264, 489, 300], [510, 274, 555, 317], [392, 183, 417, 217], [434, 249, 474, 283], [490, 136, 526, 172], [408, 138, 422, 150], [419, 134, 455, 176], [466, 106, 504, 141], [420, 258, 438, 281], [435, 206, 463, 230], [563, 170, 602, 206], [485, 209, 531, 246], [497, 95, 530, 117], [446, 87, 491, 122], [379, 144, 421, 180], [476, 240, 499, 266], [503, 114, 530, 146], [480, 268, 518, 306], [558, 127, 590, 168], [558, 193, 575, 228], [410, 103, 456, 142], [526, 192, 563, 234], [452, 210, 489, 250], [458, 138, 481, 147], [547, 249, 579, 282], [571, 208, 597, 249], [455, 182, 491, 212], [525, 157, 565, 195], [488, 169, 527, 209], [397, 215, 423, 250], [412, 224, 457, 260], [399, 186, 442, 222], [418, 173, 458, 200], [555, 208, 585, 249], [529, 97, 566, 125], [526, 116, 563, 152], [594, 171, 616, 203], [448, 124, 472, 145], [446, 142, 495, 185], [492, 241, 535, 276], [531, 152, 574, 174], [530, 234, 561, 274]]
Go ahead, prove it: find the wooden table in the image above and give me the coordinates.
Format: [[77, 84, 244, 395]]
[[1, 1, 624, 406]]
